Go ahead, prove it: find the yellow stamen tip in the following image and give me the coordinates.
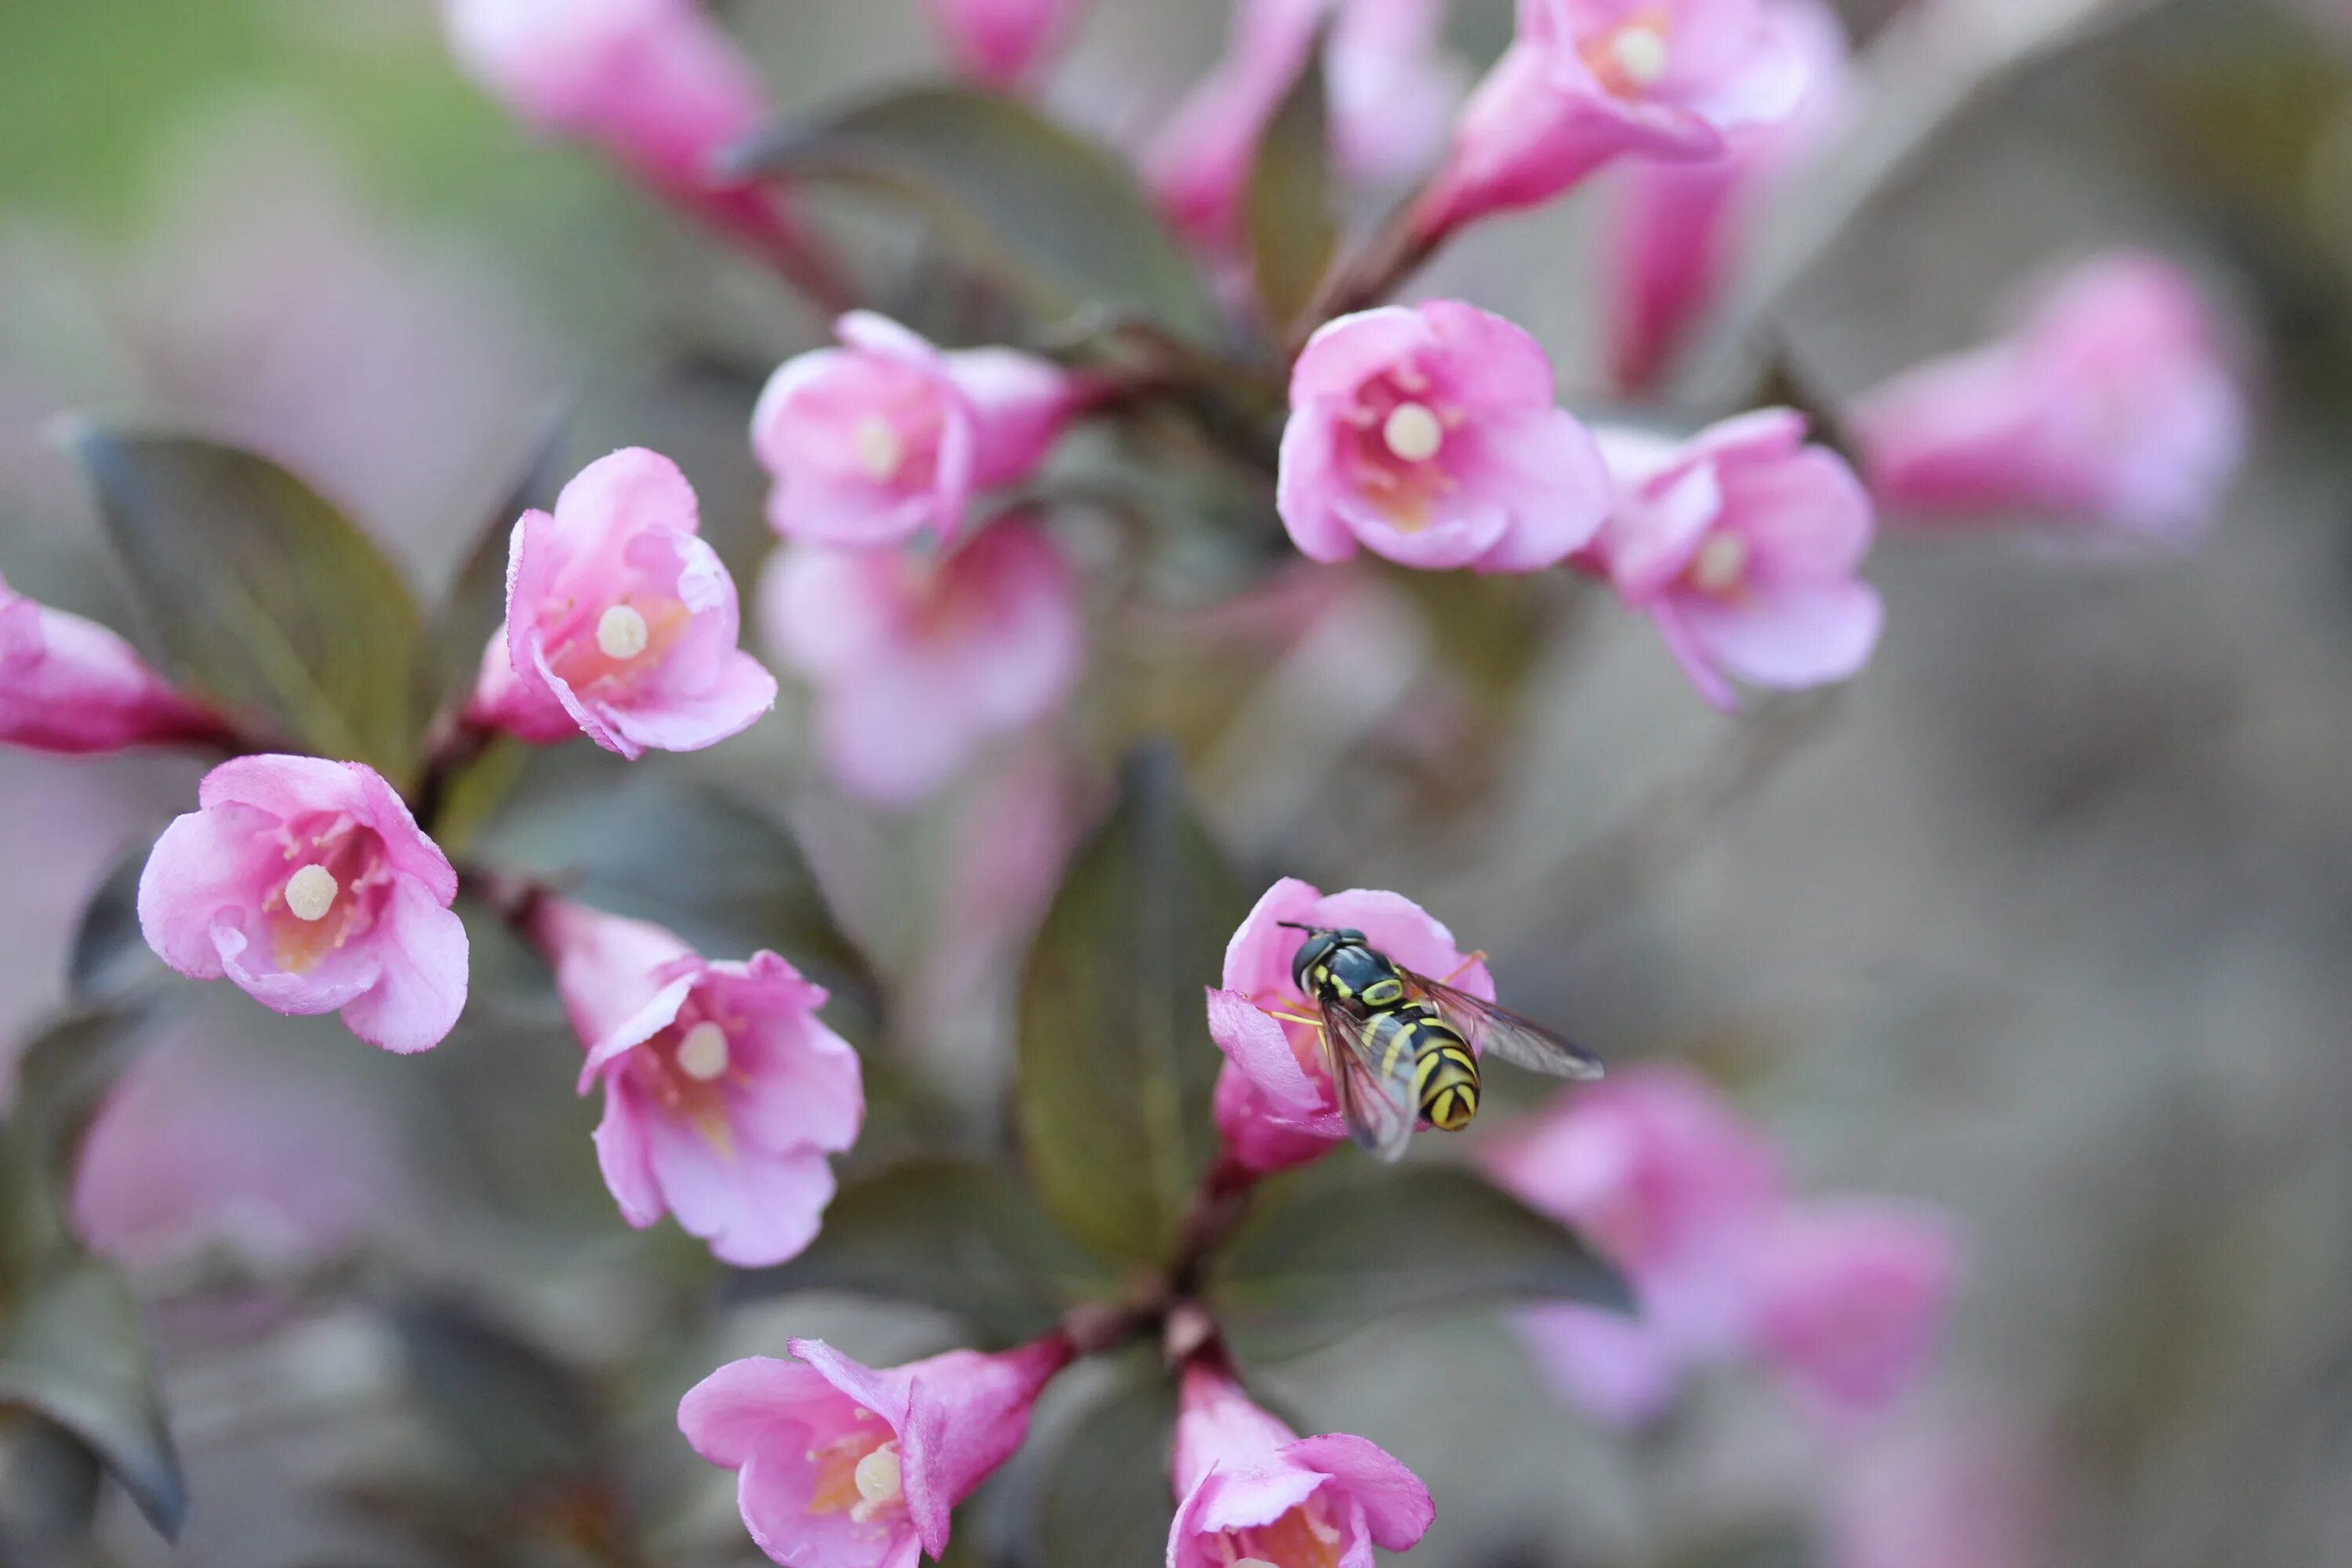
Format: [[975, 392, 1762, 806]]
[[284, 864, 339, 924], [1613, 26, 1670, 88], [1382, 401, 1446, 464], [853, 1443, 902, 1508], [596, 603, 650, 660], [676, 1022, 731, 1083], [855, 418, 906, 482], [1691, 532, 1750, 595]]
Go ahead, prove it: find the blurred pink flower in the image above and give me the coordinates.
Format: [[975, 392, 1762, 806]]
[[1853, 251, 2248, 545], [138, 756, 468, 1054], [1278, 301, 1610, 572], [1206, 878, 1494, 1163], [469, 448, 776, 760], [1603, 0, 1850, 395], [1583, 408, 1882, 710], [1168, 1361, 1435, 1568], [927, 0, 1083, 91], [535, 898, 863, 1268], [760, 517, 1083, 808], [753, 314, 1079, 550], [1417, 0, 1814, 241], [1825, 1417, 2056, 1568], [1147, 0, 1465, 253], [680, 1334, 1070, 1566], [1751, 1202, 1963, 1421], [0, 573, 225, 755]]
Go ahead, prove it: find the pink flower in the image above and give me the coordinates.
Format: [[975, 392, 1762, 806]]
[[137, 755, 469, 1054], [927, 0, 1083, 91], [1584, 408, 1882, 710], [1417, 0, 1816, 240], [1278, 301, 1610, 572], [752, 314, 1079, 550], [1603, 0, 1849, 395], [1205, 878, 1494, 1165], [1751, 1203, 1962, 1421], [534, 898, 863, 1268], [0, 574, 225, 755], [1167, 1362, 1434, 1568], [760, 517, 1083, 808], [468, 447, 777, 760], [679, 1335, 1070, 1567], [1147, 0, 1465, 253], [1825, 1417, 2056, 1568], [1853, 252, 2248, 545]]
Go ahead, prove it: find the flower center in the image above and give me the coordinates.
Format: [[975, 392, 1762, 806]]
[[674, 1021, 731, 1083], [853, 1443, 904, 1519], [595, 603, 650, 661], [807, 1421, 905, 1523], [1382, 402, 1446, 463], [1218, 1499, 1345, 1568], [1690, 532, 1749, 596], [855, 418, 907, 482], [1611, 25, 1669, 88], [283, 864, 339, 924]]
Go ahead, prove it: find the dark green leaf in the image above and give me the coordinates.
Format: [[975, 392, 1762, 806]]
[[426, 410, 569, 721], [0, 1007, 154, 1262], [63, 427, 426, 776], [67, 845, 165, 1006], [1246, 45, 1338, 337], [1016, 746, 1247, 1265], [391, 1298, 609, 1499], [732, 87, 1218, 339], [729, 1160, 1115, 1343], [0, 1410, 106, 1563], [1028, 1359, 1176, 1568], [1211, 1163, 1632, 1359], [0, 1261, 184, 1537]]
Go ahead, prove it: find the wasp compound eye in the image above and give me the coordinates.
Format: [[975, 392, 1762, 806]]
[[1291, 930, 1341, 993]]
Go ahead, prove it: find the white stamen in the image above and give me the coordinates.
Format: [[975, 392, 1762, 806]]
[[1691, 532, 1750, 595], [852, 1443, 903, 1511], [284, 864, 339, 924], [1232, 1560, 1279, 1568], [1382, 402, 1446, 464], [596, 604, 650, 660], [855, 418, 906, 482], [676, 1022, 731, 1082], [1612, 26, 1670, 88]]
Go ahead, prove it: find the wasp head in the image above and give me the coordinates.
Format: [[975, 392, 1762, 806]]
[[1278, 921, 1367, 993]]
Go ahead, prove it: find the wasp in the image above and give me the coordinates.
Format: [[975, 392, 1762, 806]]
[[1276, 922, 1602, 1161]]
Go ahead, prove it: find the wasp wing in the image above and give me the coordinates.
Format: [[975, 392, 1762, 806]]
[[1317, 1000, 1418, 1162], [1400, 973, 1604, 1081]]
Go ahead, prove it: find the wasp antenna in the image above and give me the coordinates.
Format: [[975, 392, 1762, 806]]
[[1275, 920, 1321, 933]]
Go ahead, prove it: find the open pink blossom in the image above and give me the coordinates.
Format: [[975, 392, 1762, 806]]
[[927, 0, 1083, 91], [1751, 1202, 1962, 1421], [1853, 252, 2247, 545], [0, 573, 226, 755], [137, 756, 467, 1054], [680, 1334, 1070, 1567], [753, 313, 1079, 550], [760, 517, 1082, 808], [534, 898, 862, 1268], [1417, 0, 1815, 241], [1279, 301, 1610, 572], [1206, 878, 1494, 1165], [1604, 0, 1849, 394], [1583, 408, 1882, 710], [1147, 0, 1465, 253], [1169, 1361, 1434, 1568], [469, 447, 776, 760]]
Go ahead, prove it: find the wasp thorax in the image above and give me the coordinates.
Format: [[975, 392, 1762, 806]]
[[596, 603, 651, 660], [284, 864, 339, 923], [855, 418, 906, 481], [675, 1022, 731, 1082]]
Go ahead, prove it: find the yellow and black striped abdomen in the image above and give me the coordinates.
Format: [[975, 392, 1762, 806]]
[[1365, 1003, 1482, 1132]]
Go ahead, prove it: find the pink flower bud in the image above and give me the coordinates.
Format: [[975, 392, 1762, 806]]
[[1853, 251, 2248, 545], [1168, 1363, 1434, 1568], [1418, 0, 1815, 241], [1206, 878, 1495, 1163], [469, 447, 778, 760], [534, 898, 864, 1268], [1751, 1202, 1962, 1421], [927, 0, 1083, 92], [760, 517, 1083, 808], [680, 1335, 1071, 1566], [753, 314, 1079, 550], [1584, 408, 1882, 710], [1278, 301, 1611, 572], [137, 756, 469, 1054], [0, 574, 225, 755]]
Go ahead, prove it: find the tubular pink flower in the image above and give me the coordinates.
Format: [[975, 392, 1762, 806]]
[[1167, 1363, 1434, 1568], [1751, 1202, 1962, 1421], [1583, 408, 1882, 710], [680, 1335, 1071, 1567], [1206, 878, 1494, 1165], [753, 314, 1079, 550], [534, 898, 864, 1269], [0, 574, 226, 755], [469, 447, 777, 760], [1853, 252, 2248, 546], [1278, 301, 1610, 573], [760, 517, 1083, 808], [927, 0, 1083, 92], [1602, 0, 1849, 395], [1417, 0, 1815, 241], [136, 756, 469, 1054]]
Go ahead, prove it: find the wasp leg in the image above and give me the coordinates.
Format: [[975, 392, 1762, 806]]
[[1265, 1008, 1327, 1032], [1439, 951, 1489, 985]]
